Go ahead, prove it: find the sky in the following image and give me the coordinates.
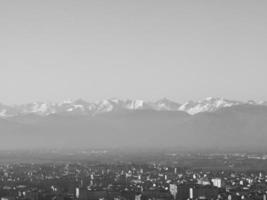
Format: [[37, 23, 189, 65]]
[[0, 0, 267, 104]]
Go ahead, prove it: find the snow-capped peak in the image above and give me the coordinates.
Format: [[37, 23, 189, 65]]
[[179, 97, 241, 115], [247, 100, 267, 105], [0, 97, 266, 118], [128, 100, 145, 110], [155, 98, 181, 111]]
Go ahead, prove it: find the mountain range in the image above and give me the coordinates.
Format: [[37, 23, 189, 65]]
[[0, 97, 267, 151], [0, 97, 266, 117]]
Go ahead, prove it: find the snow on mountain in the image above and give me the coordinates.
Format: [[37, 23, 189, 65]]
[[0, 104, 8, 117], [95, 99, 115, 113], [155, 98, 181, 111], [18, 102, 55, 115], [126, 99, 145, 110], [247, 100, 267, 106], [178, 97, 242, 115], [0, 103, 20, 117], [0, 109, 7, 117], [94, 99, 153, 113], [0, 98, 266, 118]]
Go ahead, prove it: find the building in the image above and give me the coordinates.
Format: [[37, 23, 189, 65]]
[[211, 178, 222, 188]]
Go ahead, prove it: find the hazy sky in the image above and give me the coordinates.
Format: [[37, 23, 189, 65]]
[[1, 0, 267, 104]]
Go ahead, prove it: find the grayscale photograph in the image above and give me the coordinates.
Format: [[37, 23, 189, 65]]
[[0, 1, 267, 200]]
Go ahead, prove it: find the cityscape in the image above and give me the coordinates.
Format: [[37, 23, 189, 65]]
[[1, 0, 267, 200], [0, 150, 267, 200]]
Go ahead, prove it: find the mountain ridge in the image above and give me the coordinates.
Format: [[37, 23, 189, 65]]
[[0, 97, 266, 118], [0, 103, 267, 150]]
